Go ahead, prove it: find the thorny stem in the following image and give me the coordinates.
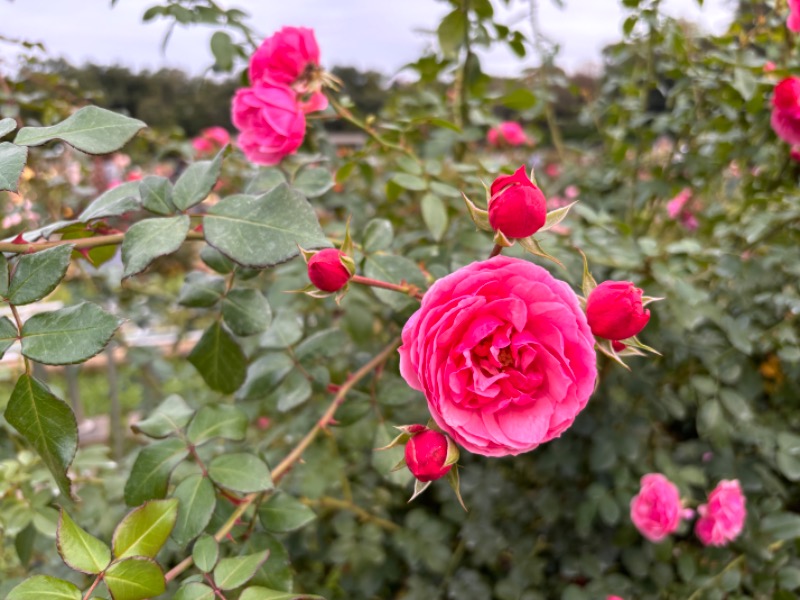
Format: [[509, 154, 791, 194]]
[[0, 230, 205, 255], [351, 274, 423, 300], [163, 338, 401, 583]]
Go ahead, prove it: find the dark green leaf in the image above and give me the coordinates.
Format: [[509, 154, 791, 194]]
[[258, 492, 316, 533], [213, 550, 270, 591], [131, 394, 194, 439], [208, 453, 273, 493], [20, 302, 122, 365], [188, 322, 247, 394], [200, 246, 235, 274], [203, 185, 330, 268], [0, 142, 28, 192], [177, 272, 226, 308], [104, 556, 165, 600], [186, 404, 248, 445], [500, 89, 538, 111], [761, 513, 800, 540], [239, 588, 323, 600], [14, 106, 146, 154], [122, 215, 190, 278], [222, 288, 272, 337], [270, 370, 312, 413], [173, 146, 226, 211], [210, 31, 234, 71], [140, 175, 176, 215], [124, 438, 188, 506], [239, 352, 294, 400], [4, 375, 77, 499], [172, 475, 216, 547], [79, 181, 141, 222], [57, 510, 111, 574], [7, 244, 73, 305], [112, 498, 178, 559], [0, 316, 18, 359], [6, 575, 81, 600]]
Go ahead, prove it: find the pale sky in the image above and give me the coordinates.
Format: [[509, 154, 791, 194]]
[[0, 0, 734, 76]]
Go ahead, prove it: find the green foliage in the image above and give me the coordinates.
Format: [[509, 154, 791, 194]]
[[0, 143, 28, 193]]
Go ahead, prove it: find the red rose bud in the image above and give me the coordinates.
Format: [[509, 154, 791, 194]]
[[488, 166, 547, 239], [307, 248, 352, 292], [404, 428, 454, 482], [586, 280, 651, 341]]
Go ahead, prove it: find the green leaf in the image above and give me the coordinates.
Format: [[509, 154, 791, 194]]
[[270, 370, 312, 413], [0, 117, 17, 138], [438, 8, 467, 57], [56, 510, 111, 574], [14, 106, 146, 154], [177, 272, 226, 308], [222, 288, 272, 337], [391, 172, 427, 191], [121, 215, 190, 278], [112, 498, 178, 559], [245, 168, 286, 195], [421, 193, 448, 241], [258, 492, 316, 533], [213, 550, 270, 591], [172, 475, 216, 547], [761, 513, 800, 541], [0, 316, 18, 359], [732, 67, 757, 101], [0, 253, 8, 296], [79, 181, 141, 222], [293, 167, 334, 198], [7, 244, 73, 305], [6, 575, 81, 600], [210, 31, 234, 71], [104, 556, 165, 600], [173, 146, 226, 211], [187, 404, 248, 445], [192, 533, 219, 573], [260, 309, 303, 349], [4, 375, 77, 499], [20, 302, 122, 365], [174, 583, 215, 600], [140, 175, 176, 215], [200, 246, 235, 274], [124, 438, 188, 506], [362, 218, 394, 253], [203, 185, 331, 268], [239, 588, 323, 600], [363, 254, 426, 310], [188, 322, 247, 394], [500, 89, 538, 111], [239, 352, 294, 400], [208, 453, 273, 493], [131, 394, 195, 438], [0, 142, 28, 192]]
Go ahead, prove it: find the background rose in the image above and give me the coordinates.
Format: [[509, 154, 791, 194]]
[[231, 83, 306, 165], [695, 480, 746, 546], [399, 256, 597, 457], [771, 77, 800, 144], [630, 473, 683, 542], [249, 26, 320, 86], [487, 121, 530, 147]]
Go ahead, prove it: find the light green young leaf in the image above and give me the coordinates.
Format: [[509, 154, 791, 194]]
[[174, 582, 216, 600], [112, 498, 179, 559], [239, 588, 324, 600], [56, 510, 111, 574], [6, 575, 81, 600], [104, 556, 165, 600], [213, 550, 270, 591]]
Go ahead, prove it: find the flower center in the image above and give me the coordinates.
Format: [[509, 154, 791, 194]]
[[497, 346, 513, 367]]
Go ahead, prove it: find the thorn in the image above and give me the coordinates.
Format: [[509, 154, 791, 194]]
[[78, 247, 95, 265], [10, 233, 26, 245]]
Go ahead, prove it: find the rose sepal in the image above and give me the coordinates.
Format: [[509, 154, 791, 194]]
[[462, 192, 492, 232], [595, 338, 631, 370], [408, 479, 432, 503], [443, 436, 460, 467], [626, 335, 662, 356], [539, 200, 578, 232], [518, 236, 564, 268], [447, 468, 468, 512]]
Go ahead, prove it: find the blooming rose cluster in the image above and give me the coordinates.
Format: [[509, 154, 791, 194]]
[[630, 474, 746, 546], [399, 256, 597, 457], [232, 27, 327, 165]]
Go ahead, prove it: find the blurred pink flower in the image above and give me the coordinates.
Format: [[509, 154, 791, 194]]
[[232, 83, 306, 165], [771, 77, 800, 144], [487, 121, 530, 147], [764, 61, 777, 73], [630, 473, 684, 542], [666, 188, 698, 231], [202, 126, 230, 147], [564, 185, 580, 199], [192, 137, 214, 155], [789, 0, 800, 32], [695, 480, 746, 547], [544, 163, 561, 178]]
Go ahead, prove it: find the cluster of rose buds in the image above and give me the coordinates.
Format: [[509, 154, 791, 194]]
[[630, 474, 746, 547], [232, 27, 329, 165]]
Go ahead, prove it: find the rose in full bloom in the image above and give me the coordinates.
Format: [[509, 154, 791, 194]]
[[771, 77, 800, 145], [488, 166, 547, 239], [399, 256, 597, 457], [404, 427, 453, 482], [789, 0, 800, 32], [487, 121, 530, 147], [695, 479, 746, 547], [307, 248, 352, 292], [630, 473, 683, 542], [249, 26, 327, 113], [232, 83, 306, 165], [586, 281, 651, 341]]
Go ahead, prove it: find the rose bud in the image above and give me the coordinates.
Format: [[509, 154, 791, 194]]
[[586, 280, 651, 341], [404, 428, 454, 482], [488, 166, 547, 239], [307, 248, 352, 292]]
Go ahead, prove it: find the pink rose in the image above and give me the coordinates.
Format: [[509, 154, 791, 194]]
[[399, 256, 597, 457], [249, 26, 328, 114], [231, 83, 306, 165], [695, 479, 746, 546], [487, 121, 530, 147], [404, 428, 453, 482], [488, 166, 547, 239], [201, 126, 230, 147], [771, 77, 800, 145], [586, 281, 651, 341], [307, 248, 352, 292], [607, 597, 624, 600], [764, 61, 777, 73], [789, 0, 800, 32], [630, 473, 683, 542], [192, 137, 214, 155]]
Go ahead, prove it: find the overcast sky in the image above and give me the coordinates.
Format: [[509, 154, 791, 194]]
[[0, 0, 734, 76]]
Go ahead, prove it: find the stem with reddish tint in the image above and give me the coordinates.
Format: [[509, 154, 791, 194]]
[[351, 274, 423, 300]]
